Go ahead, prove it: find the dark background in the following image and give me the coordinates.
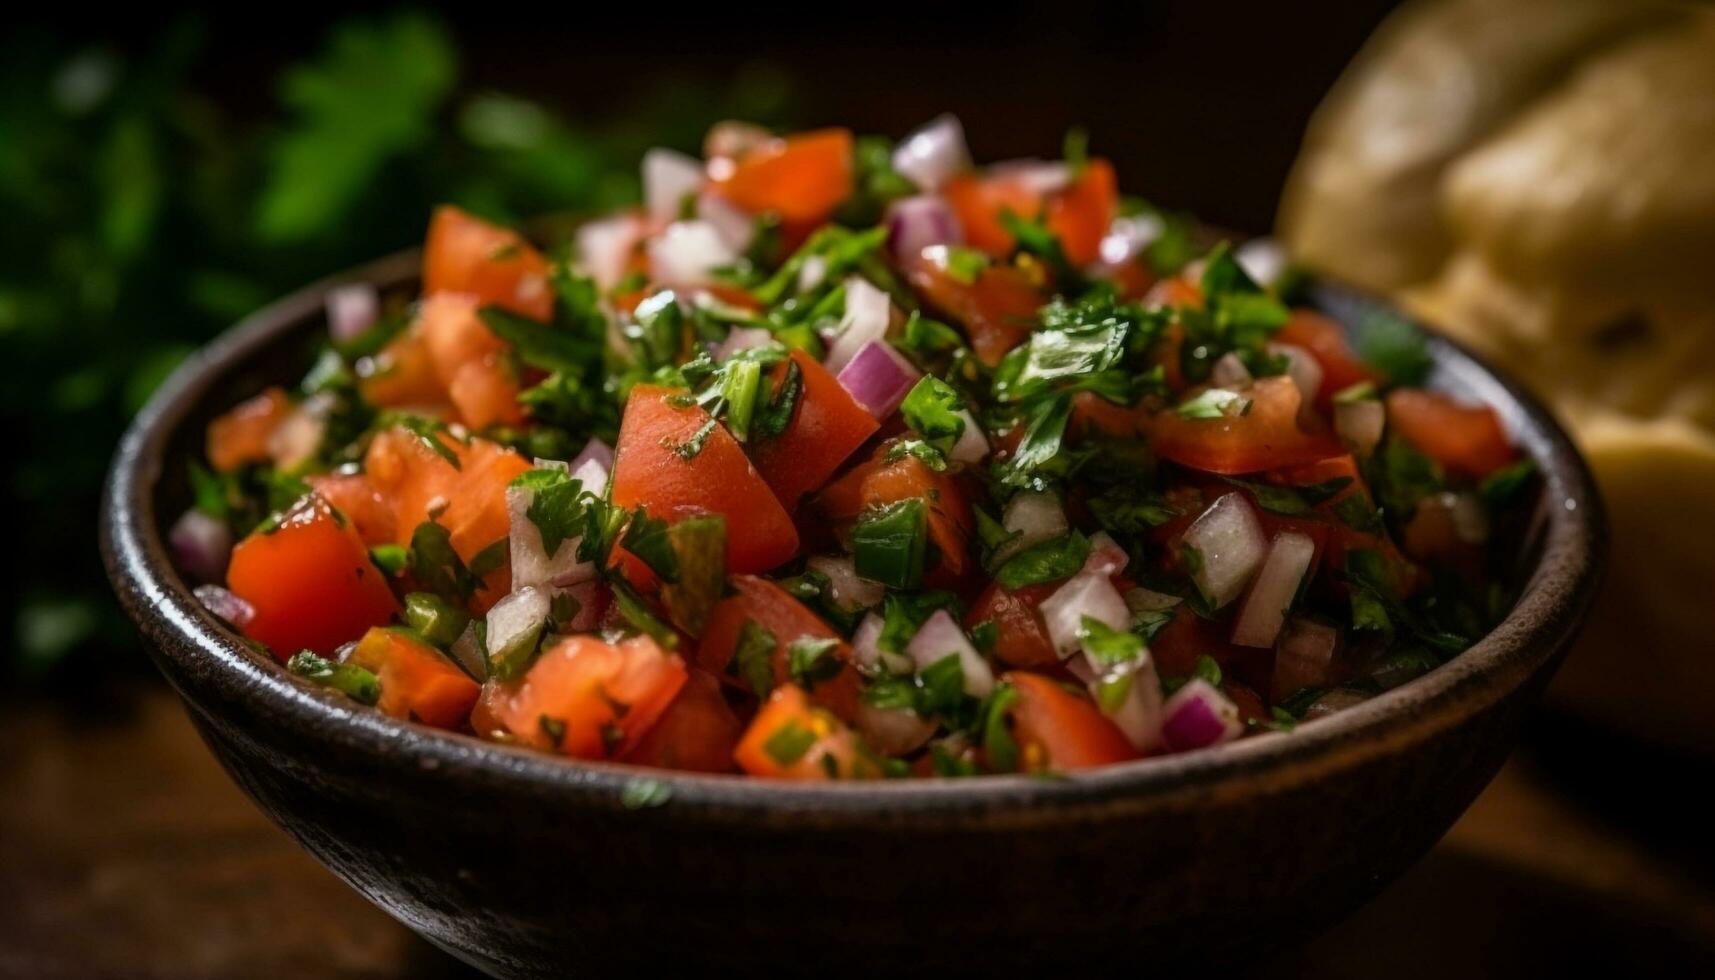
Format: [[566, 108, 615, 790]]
[[11, 3, 1715, 977]]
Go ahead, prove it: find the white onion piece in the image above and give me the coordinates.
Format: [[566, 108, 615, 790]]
[[1268, 342, 1323, 408], [568, 458, 609, 504], [642, 148, 705, 224], [905, 610, 994, 698], [576, 213, 645, 291], [325, 283, 379, 343], [947, 408, 989, 466], [1082, 530, 1129, 578], [1038, 571, 1130, 660], [1092, 656, 1165, 751], [892, 114, 972, 191], [1335, 399, 1385, 457], [704, 120, 773, 161], [695, 191, 755, 252], [486, 586, 551, 665], [266, 393, 334, 471], [885, 195, 964, 261], [806, 554, 885, 611], [825, 276, 895, 373], [1182, 494, 1268, 609], [851, 612, 912, 675], [798, 255, 828, 294], [1231, 531, 1316, 648], [835, 340, 920, 418], [507, 483, 592, 591], [854, 701, 937, 756], [569, 437, 614, 475], [1160, 679, 1244, 752], [988, 158, 1071, 195], [714, 326, 774, 361], [647, 220, 737, 287], [1235, 237, 1288, 289], [1442, 491, 1490, 545], [171, 509, 232, 582], [994, 491, 1066, 566], [1272, 617, 1340, 701], [1064, 652, 1100, 686], [448, 620, 488, 680], [1211, 353, 1253, 388], [193, 584, 254, 629], [1125, 587, 1183, 614], [1098, 212, 1164, 267]]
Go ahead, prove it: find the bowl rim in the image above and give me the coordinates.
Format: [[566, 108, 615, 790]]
[[101, 248, 1605, 824]]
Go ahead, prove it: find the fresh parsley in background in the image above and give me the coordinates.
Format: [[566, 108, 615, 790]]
[[0, 12, 793, 680]]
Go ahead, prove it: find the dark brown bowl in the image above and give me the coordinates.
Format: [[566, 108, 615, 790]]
[[101, 251, 1603, 977]]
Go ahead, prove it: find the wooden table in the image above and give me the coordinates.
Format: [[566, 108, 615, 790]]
[[4, 678, 1713, 978]]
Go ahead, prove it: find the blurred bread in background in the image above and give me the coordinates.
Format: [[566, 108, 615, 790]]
[[1280, 0, 1715, 752]]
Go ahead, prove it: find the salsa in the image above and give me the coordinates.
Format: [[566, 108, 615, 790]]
[[175, 116, 1535, 779]]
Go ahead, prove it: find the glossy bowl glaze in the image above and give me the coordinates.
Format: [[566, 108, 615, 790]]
[[102, 251, 1603, 976]]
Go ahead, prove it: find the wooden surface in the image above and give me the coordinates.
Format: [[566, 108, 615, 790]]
[[3, 678, 1713, 978]]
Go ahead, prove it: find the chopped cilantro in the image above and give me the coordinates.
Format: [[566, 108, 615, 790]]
[[287, 651, 380, 705], [733, 620, 777, 698], [994, 532, 1090, 590], [852, 498, 928, 589]]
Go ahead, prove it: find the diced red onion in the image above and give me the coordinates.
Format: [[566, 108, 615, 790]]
[[193, 583, 253, 629], [835, 340, 920, 419], [171, 509, 232, 582], [988, 159, 1071, 196], [947, 408, 989, 466], [892, 114, 972, 191], [714, 326, 774, 361], [1305, 688, 1369, 721], [569, 437, 614, 476], [508, 482, 593, 591], [1082, 530, 1129, 578], [1236, 237, 1288, 289], [854, 701, 937, 756], [1038, 571, 1130, 660], [642, 148, 705, 224], [647, 220, 737, 287], [1183, 494, 1267, 609], [1091, 656, 1165, 751], [1231, 531, 1317, 648], [885, 195, 964, 262], [1211, 353, 1253, 388], [1272, 616, 1340, 702], [576, 212, 646, 291], [806, 554, 885, 611], [852, 612, 912, 675], [993, 490, 1066, 566], [1268, 342, 1323, 408], [825, 276, 895, 373], [1098, 212, 1164, 267], [486, 585, 550, 663], [1125, 587, 1182, 614], [325, 283, 379, 343], [1160, 679, 1244, 752], [904, 610, 994, 698], [695, 191, 755, 252], [1335, 399, 1385, 457], [704, 120, 773, 161], [448, 621, 487, 679]]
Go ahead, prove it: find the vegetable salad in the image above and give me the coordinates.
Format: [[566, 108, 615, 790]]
[[178, 116, 1535, 779]]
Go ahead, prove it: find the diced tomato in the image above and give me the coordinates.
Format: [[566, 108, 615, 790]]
[[903, 247, 1044, 366], [358, 330, 449, 412], [415, 292, 527, 429], [1270, 454, 1367, 508], [610, 385, 799, 574], [749, 349, 880, 509], [1385, 389, 1516, 478], [621, 669, 743, 774], [422, 205, 553, 322], [345, 627, 480, 730], [697, 575, 862, 720], [226, 494, 400, 656], [943, 159, 1118, 268], [1071, 390, 1146, 440], [485, 634, 687, 759], [1146, 377, 1344, 475], [733, 684, 878, 780], [1147, 606, 1256, 679], [710, 128, 853, 225], [1094, 256, 1156, 301], [1000, 672, 1138, 771], [814, 442, 974, 574], [1274, 311, 1380, 411], [965, 581, 1060, 668], [1223, 683, 1268, 729], [207, 387, 289, 473], [305, 472, 396, 546]]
